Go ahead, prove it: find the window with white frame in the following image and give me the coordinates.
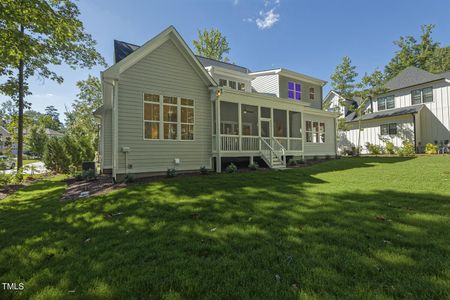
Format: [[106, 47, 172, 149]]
[[411, 87, 433, 105], [380, 123, 397, 135], [377, 95, 395, 111], [180, 98, 194, 140], [309, 87, 315, 100], [288, 81, 301, 100], [238, 82, 245, 91], [219, 79, 227, 87], [228, 80, 237, 89], [144, 94, 160, 140], [305, 120, 325, 143], [143, 93, 194, 141]]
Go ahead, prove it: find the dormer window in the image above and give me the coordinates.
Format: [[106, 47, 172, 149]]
[[288, 82, 301, 100], [219, 79, 227, 87], [228, 80, 237, 89], [238, 82, 245, 91], [309, 87, 315, 100]]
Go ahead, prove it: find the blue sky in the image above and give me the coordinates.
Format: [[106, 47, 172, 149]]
[[1, 0, 450, 122]]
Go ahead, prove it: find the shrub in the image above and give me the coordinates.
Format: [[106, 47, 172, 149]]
[[425, 143, 438, 154], [199, 166, 208, 175], [366, 143, 383, 155], [398, 141, 416, 157], [225, 163, 237, 173], [248, 162, 259, 170], [0, 173, 13, 186], [124, 174, 135, 183], [288, 158, 297, 166], [296, 158, 305, 165], [384, 141, 396, 155], [325, 155, 331, 160], [13, 168, 24, 184], [167, 168, 177, 178], [43, 137, 70, 173], [312, 155, 319, 161]]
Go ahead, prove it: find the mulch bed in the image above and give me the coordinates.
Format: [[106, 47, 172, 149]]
[[0, 184, 25, 200], [60, 175, 121, 202]]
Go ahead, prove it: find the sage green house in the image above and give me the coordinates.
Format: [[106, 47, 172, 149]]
[[96, 26, 337, 180]]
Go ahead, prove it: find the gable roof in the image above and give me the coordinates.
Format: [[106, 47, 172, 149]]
[[385, 66, 450, 91], [196, 56, 250, 74], [103, 26, 216, 86], [346, 104, 424, 122]]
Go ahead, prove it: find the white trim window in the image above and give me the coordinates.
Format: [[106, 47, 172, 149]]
[[219, 79, 227, 87], [306, 120, 325, 143], [228, 80, 237, 89], [181, 98, 194, 140], [143, 93, 195, 141], [309, 87, 315, 100], [144, 94, 160, 140], [380, 123, 397, 135], [377, 95, 395, 111], [411, 87, 433, 105]]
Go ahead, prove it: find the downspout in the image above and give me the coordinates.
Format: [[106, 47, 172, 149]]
[[412, 113, 417, 152]]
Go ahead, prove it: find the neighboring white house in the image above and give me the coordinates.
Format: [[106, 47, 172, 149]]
[[96, 26, 337, 180], [324, 66, 450, 153]]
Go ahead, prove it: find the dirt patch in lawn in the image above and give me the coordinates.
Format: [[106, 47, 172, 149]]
[[60, 175, 123, 202], [0, 184, 25, 200]]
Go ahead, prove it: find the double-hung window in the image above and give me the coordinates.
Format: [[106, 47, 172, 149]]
[[377, 95, 395, 111], [411, 89, 422, 105], [380, 123, 397, 135], [306, 120, 325, 143], [288, 82, 301, 100], [181, 98, 194, 140], [309, 87, 315, 100], [219, 79, 227, 87], [422, 87, 433, 102], [163, 96, 178, 140], [319, 122, 325, 143], [411, 87, 433, 105], [306, 121, 312, 142], [144, 94, 160, 139]]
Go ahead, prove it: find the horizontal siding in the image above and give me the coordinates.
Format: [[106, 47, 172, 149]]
[[251, 75, 279, 96], [117, 39, 212, 174], [303, 113, 336, 155], [279, 75, 322, 109]]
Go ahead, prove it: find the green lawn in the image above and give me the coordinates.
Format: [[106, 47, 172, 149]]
[[1, 156, 449, 299], [23, 159, 40, 165]]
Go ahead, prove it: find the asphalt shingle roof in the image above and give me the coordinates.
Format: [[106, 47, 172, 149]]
[[113, 40, 250, 73], [385, 66, 448, 91], [346, 104, 424, 122]]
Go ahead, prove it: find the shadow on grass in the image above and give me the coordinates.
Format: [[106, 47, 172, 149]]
[[0, 157, 449, 299]]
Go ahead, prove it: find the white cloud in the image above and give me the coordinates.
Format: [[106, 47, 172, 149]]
[[243, 17, 253, 23], [256, 8, 280, 29]]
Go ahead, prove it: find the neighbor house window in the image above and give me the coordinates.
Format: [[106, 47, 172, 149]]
[[380, 123, 397, 135], [181, 98, 194, 140], [144, 94, 160, 139], [219, 79, 227, 87], [238, 82, 245, 91], [288, 81, 301, 100], [377, 95, 395, 111], [422, 87, 433, 102], [163, 96, 178, 140], [309, 87, 315, 100], [411, 89, 422, 105], [228, 80, 237, 89]]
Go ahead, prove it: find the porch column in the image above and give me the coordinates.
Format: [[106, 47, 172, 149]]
[[238, 102, 242, 151], [301, 111, 305, 161], [287, 110, 290, 151], [216, 98, 222, 173]]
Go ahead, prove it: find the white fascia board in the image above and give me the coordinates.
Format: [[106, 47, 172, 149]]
[[210, 66, 256, 81], [250, 68, 327, 86]]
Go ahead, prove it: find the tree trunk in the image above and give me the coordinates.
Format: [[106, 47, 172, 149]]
[[17, 24, 24, 171]]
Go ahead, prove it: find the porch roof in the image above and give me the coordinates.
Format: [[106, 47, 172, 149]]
[[345, 104, 424, 122]]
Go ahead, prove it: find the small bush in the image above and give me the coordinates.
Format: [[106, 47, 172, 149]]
[[312, 155, 319, 161], [425, 143, 438, 154], [74, 173, 84, 181], [366, 143, 383, 155], [0, 173, 13, 186], [398, 141, 416, 157], [248, 162, 259, 170], [296, 158, 305, 165], [167, 168, 177, 178], [199, 166, 208, 175], [288, 158, 297, 166], [124, 174, 135, 183], [225, 163, 237, 173], [384, 141, 396, 155], [325, 155, 331, 160], [13, 168, 24, 184]]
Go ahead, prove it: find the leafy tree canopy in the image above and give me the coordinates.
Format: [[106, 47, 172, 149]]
[[193, 28, 231, 62]]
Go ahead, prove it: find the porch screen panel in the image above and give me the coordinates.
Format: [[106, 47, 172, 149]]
[[220, 101, 239, 135], [273, 109, 287, 137], [241, 104, 258, 136], [289, 111, 301, 138]]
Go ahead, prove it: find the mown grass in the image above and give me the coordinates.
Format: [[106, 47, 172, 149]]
[[0, 156, 449, 299], [23, 159, 40, 165]]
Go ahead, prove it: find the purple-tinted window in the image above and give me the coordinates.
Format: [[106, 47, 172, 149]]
[[288, 90, 294, 99], [288, 81, 302, 100], [288, 81, 295, 90]]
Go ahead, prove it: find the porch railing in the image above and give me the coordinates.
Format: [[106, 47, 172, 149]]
[[216, 135, 302, 153]]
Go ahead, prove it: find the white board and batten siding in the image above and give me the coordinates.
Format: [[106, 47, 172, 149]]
[[116, 39, 212, 175]]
